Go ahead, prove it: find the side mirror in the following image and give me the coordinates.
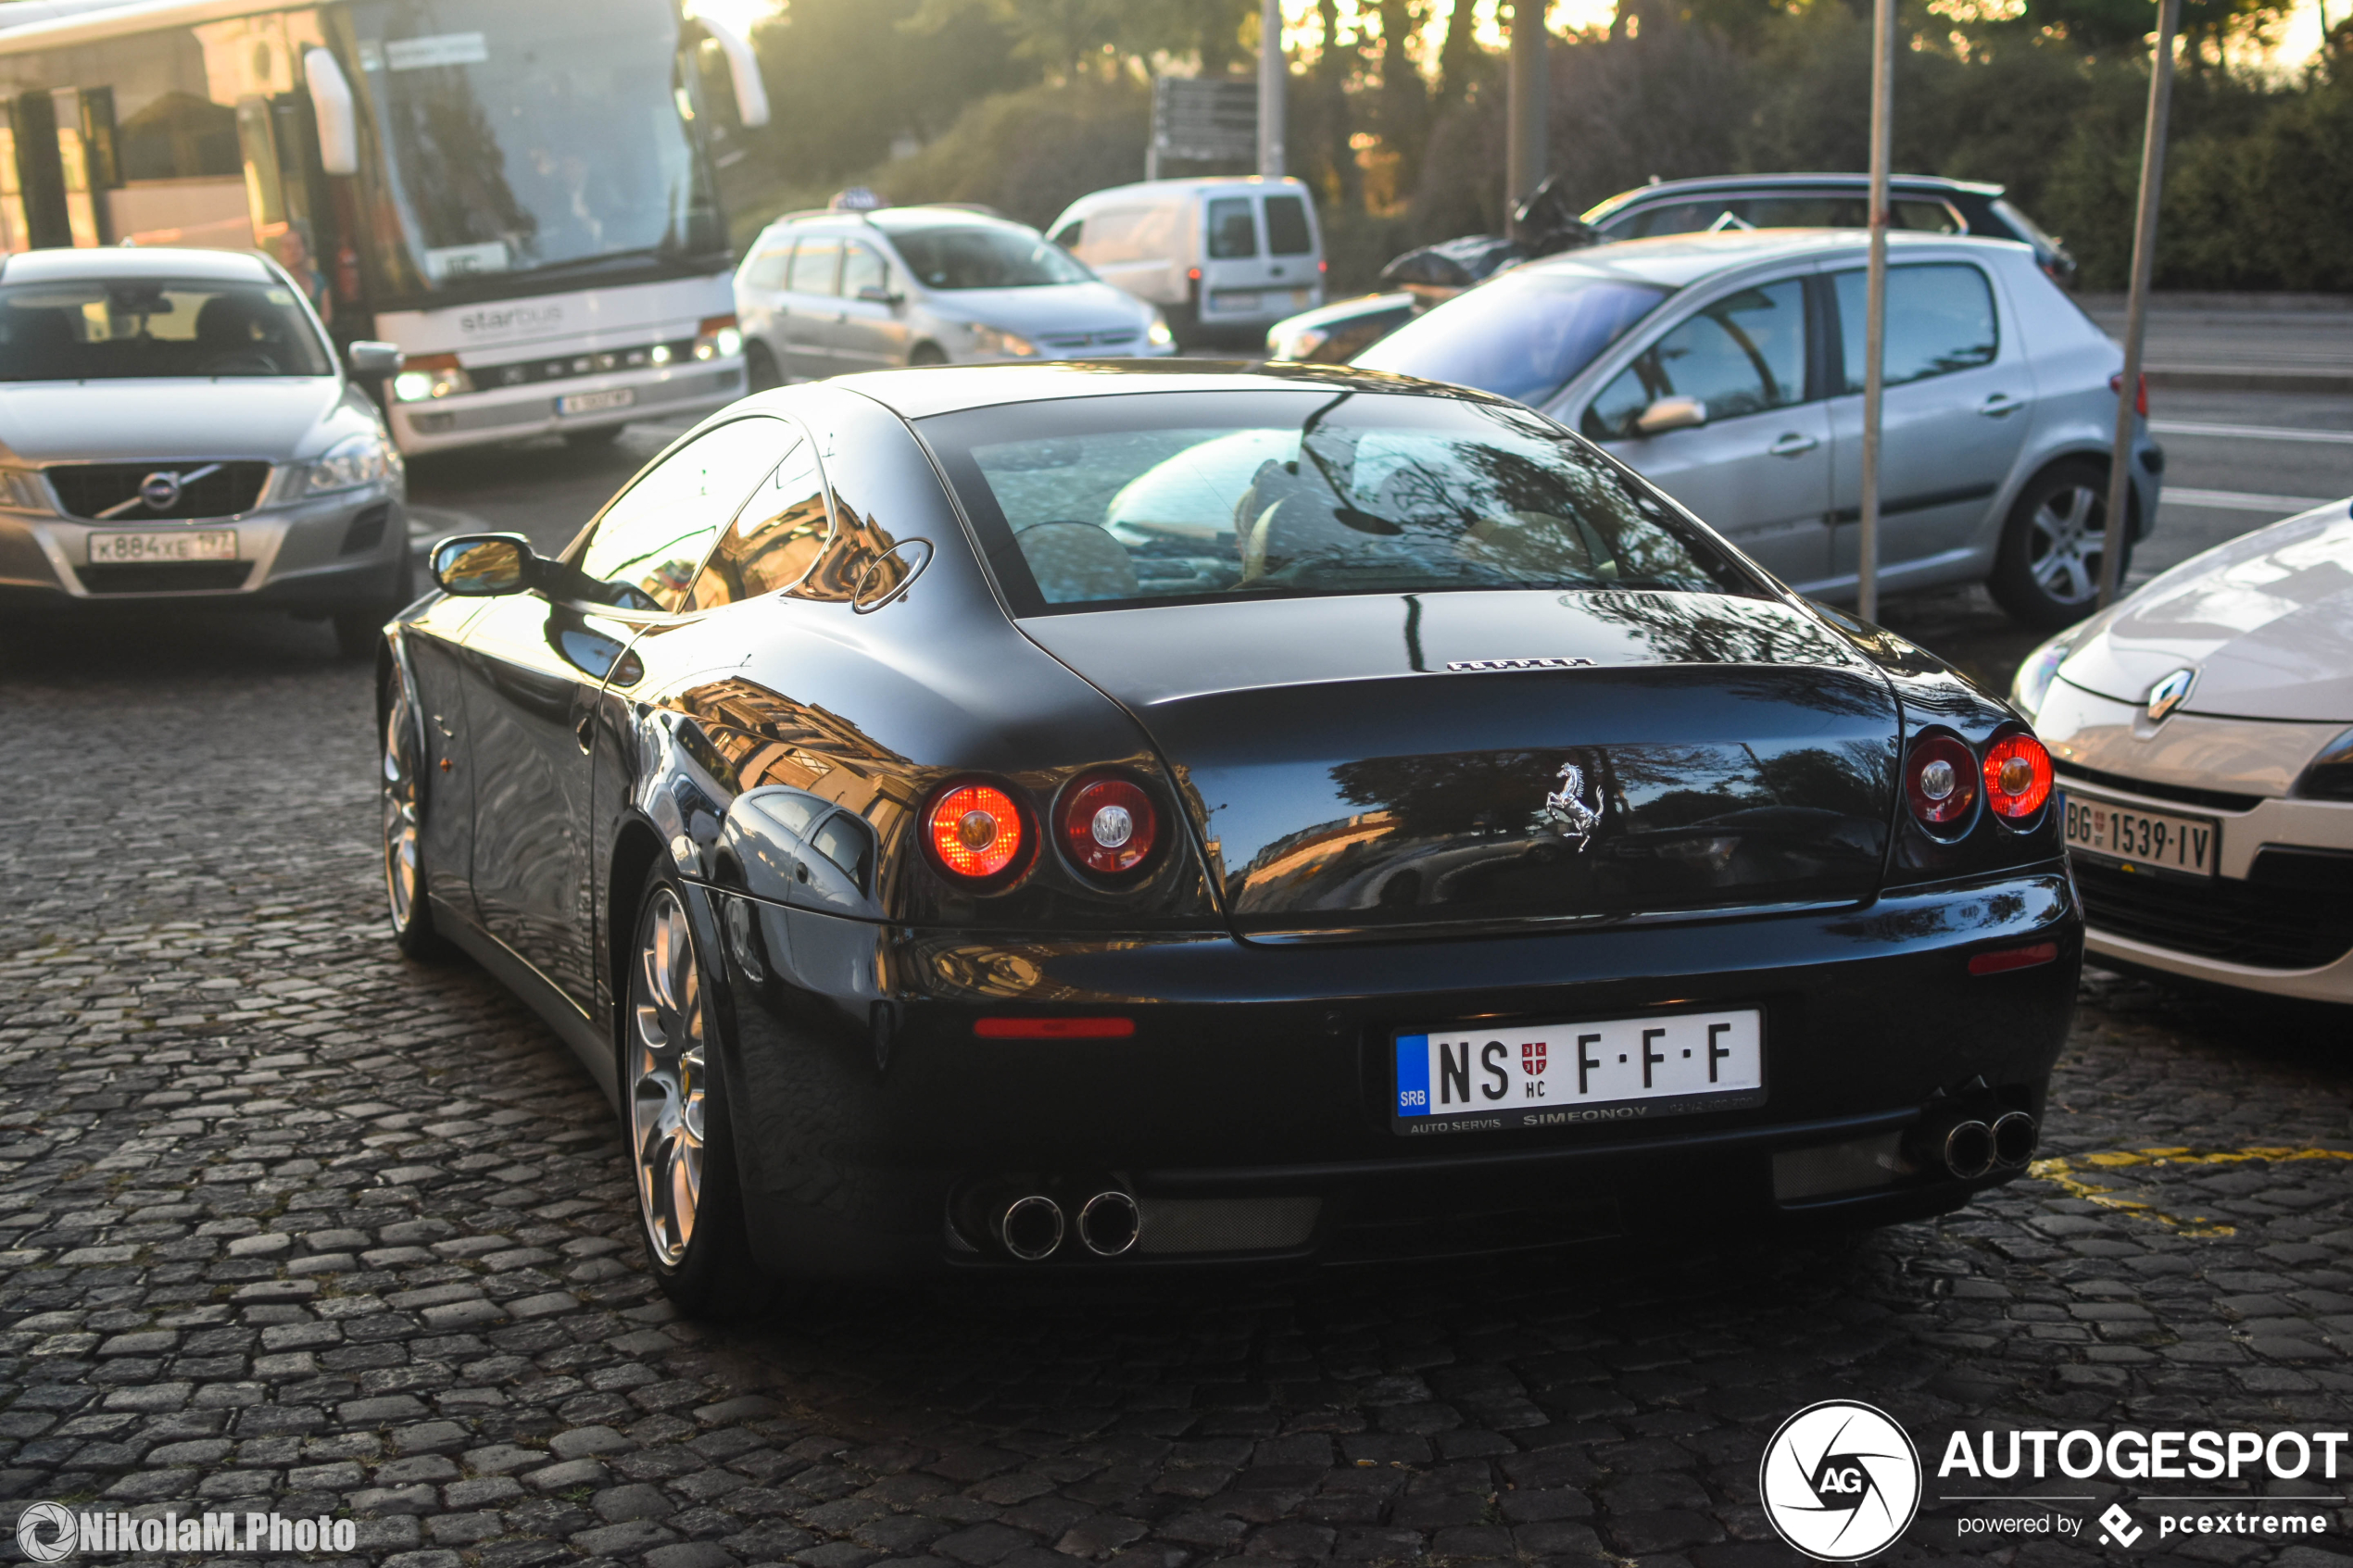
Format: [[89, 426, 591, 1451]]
[[347, 340, 402, 377], [431, 533, 535, 596], [855, 284, 900, 306], [1635, 395, 1707, 436]]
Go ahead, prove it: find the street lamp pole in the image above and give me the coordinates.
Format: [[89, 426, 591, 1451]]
[[1258, 0, 1286, 178], [1856, 0, 1894, 624], [2100, 0, 2181, 608], [1505, 0, 1548, 237]]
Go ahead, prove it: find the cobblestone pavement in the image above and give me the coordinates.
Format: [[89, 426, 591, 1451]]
[[2, 612, 2351, 1568]]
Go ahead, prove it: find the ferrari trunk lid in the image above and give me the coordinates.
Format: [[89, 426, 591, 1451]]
[[1018, 589, 1900, 938]]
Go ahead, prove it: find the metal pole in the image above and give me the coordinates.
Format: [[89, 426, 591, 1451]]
[[2101, 0, 2179, 608], [1506, 0, 1547, 237], [1258, 0, 1285, 178], [1856, 0, 1894, 623]]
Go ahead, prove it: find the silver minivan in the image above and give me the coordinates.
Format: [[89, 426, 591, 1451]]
[[1355, 230, 2161, 627], [1049, 177, 1325, 337], [735, 206, 1175, 383]]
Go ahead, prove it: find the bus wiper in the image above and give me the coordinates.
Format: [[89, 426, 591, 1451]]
[[508, 247, 710, 280]]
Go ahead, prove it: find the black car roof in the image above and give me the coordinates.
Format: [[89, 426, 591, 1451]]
[[827, 358, 1516, 420]]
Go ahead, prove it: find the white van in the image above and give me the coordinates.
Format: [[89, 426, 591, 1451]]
[[1048, 177, 1325, 336]]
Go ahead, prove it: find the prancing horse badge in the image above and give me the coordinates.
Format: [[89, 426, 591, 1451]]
[[1541, 761, 1603, 850]]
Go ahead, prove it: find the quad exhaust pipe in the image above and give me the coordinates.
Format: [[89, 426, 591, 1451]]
[[992, 1186, 1141, 1261], [1909, 1106, 2037, 1180]]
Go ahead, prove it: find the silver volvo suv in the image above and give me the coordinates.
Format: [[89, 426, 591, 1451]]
[[0, 245, 408, 655]]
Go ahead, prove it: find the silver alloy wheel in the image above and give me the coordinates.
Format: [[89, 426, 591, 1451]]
[[2026, 483, 2108, 607], [382, 692, 422, 935], [630, 886, 707, 1267]]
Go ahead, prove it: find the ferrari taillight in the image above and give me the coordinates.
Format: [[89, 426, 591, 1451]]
[[1904, 734, 1981, 831], [1057, 773, 1157, 876], [1982, 733, 2054, 821], [925, 782, 1025, 879]]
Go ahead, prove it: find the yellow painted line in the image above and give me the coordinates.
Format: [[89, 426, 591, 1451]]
[[2025, 1148, 2353, 1237]]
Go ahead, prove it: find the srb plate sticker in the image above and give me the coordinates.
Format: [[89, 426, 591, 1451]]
[[1392, 1009, 1764, 1135]]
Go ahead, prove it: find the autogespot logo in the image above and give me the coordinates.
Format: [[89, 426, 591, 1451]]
[[1760, 1400, 1925, 1561]]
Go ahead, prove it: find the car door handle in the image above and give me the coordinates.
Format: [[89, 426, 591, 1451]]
[[1767, 433, 1819, 458], [1979, 394, 2023, 418], [574, 712, 595, 754]]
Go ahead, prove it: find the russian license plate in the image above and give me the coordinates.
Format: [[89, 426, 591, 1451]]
[[1290, 288, 1310, 307], [1392, 1008, 1764, 1135], [87, 529, 236, 564], [1214, 291, 1260, 312], [559, 387, 635, 416], [2061, 790, 2217, 878]]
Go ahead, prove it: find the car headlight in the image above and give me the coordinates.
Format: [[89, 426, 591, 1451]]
[[306, 432, 399, 495], [2296, 728, 2353, 801], [2010, 623, 2092, 720], [968, 324, 1039, 358], [1147, 312, 1175, 349], [693, 314, 742, 361], [0, 465, 50, 511], [1275, 326, 1329, 361], [392, 356, 472, 402]]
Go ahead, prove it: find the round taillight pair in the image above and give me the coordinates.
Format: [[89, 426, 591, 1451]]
[[926, 783, 1025, 879], [1903, 731, 2053, 832], [1058, 773, 1157, 876]]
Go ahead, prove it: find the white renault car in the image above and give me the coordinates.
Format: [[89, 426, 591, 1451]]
[[2014, 499, 2353, 1003]]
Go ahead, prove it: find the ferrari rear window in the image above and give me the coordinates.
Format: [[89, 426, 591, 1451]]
[[921, 388, 1763, 615]]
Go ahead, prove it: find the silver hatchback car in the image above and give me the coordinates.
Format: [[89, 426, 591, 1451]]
[[0, 246, 408, 655], [1355, 231, 2161, 627]]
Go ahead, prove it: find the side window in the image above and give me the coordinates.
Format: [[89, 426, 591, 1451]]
[[841, 244, 887, 299], [1743, 196, 1869, 229], [786, 237, 841, 296], [686, 437, 832, 609], [1263, 194, 1314, 256], [809, 811, 875, 895], [1050, 219, 1083, 248], [573, 418, 791, 611], [1206, 196, 1257, 259], [744, 243, 792, 290], [1892, 200, 1962, 234], [1582, 280, 1807, 441], [1834, 263, 1997, 393], [1626, 200, 1729, 238]]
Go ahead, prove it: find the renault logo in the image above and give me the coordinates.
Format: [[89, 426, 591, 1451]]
[[2145, 667, 2196, 723], [139, 470, 183, 510]]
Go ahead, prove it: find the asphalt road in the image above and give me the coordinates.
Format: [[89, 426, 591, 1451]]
[[0, 378, 2344, 1568]]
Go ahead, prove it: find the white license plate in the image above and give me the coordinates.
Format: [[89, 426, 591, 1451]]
[[1214, 291, 1260, 312], [559, 387, 635, 416], [2061, 790, 2216, 878], [1290, 289, 1310, 307], [1393, 1008, 1764, 1135], [88, 529, 236, 564]]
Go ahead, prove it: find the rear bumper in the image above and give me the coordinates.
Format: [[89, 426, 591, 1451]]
[[704, 865, 2080, 1277]]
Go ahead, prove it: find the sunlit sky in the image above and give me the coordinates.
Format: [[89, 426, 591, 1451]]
[[696, 0, 2329, 75]]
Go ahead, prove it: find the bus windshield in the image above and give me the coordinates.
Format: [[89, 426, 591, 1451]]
[[0, 278, 333, 381], [347, 0, 724, 296]]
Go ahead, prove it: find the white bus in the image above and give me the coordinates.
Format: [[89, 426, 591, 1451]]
[[0, 0, 770, 453]]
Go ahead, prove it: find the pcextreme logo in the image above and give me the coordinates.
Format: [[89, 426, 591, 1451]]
[[1759, 1400, 1925, 1561]]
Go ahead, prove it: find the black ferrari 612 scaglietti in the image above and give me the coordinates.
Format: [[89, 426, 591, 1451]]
[[381, 361, 2077, 1315]]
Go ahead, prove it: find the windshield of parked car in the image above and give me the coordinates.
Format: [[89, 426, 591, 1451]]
[[924, 388, 1761, 614], [1353, 270, 1669, 408], [882, 222, 1093, 290], [0, 278, 334, 380]]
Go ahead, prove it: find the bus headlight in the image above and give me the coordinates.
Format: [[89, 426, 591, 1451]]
[[392, 355, 472, 402], [694, 316, 742, 360], [306, 432, 399, 495]]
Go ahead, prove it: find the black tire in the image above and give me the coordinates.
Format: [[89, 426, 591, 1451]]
[[907, 342, 950, 367], [745, 339, 784, 392], [563, 423, 627, 448], [1988, 459, 2133, 631], [381, 677, 452, 961], [622, 868, 780, 1319]]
